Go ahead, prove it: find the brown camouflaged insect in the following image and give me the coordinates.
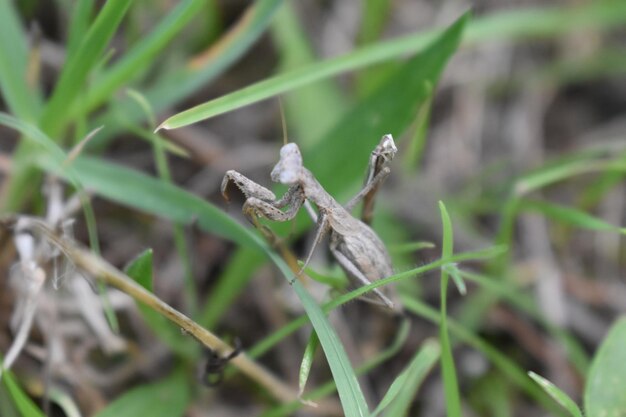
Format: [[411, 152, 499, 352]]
[[221, 135, 399, 311]]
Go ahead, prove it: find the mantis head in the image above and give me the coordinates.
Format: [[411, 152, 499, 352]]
[[377, 134, 397, 163], [271, 143, 303, 185]]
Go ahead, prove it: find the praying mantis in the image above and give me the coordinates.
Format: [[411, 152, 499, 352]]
[[221, 135, 399, 311]]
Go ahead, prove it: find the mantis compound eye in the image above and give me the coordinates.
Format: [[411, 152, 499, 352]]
[[271, 143, 303, 185]]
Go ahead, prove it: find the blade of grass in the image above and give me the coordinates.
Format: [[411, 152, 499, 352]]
[[299, 331, 320, 397], [39, 0, 132, 136], [157, 12, 468, 130], [290, 280, 370, 417], [248, 245, 506, 364], [2, 0, 131, 211], [73, 0, 205, 118], [66, 0, 95, 58], [90, 0, 284, 146], [0, 1, 41, 121], [260, 320, 410, 417], [158, 1, 626, 129], [519, 199, 626, 234], [0, 357, 45, 417], [372, 339, 440, 417], [528, 372, 584, 417], [438, 201, 462, 417]]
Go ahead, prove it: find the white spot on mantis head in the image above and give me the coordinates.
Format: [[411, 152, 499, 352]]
[[271, 143, 303, 185]]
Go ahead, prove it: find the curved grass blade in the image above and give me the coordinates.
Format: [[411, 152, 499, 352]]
[[157, 12, 468, 130], [528, 372, 583, 417], [159, 1, 626, 130]]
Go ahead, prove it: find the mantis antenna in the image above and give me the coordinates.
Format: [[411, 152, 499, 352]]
[[279, 98, 288, 145]]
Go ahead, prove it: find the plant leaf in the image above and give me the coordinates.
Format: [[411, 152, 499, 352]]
[[584, 317, 626, 417]]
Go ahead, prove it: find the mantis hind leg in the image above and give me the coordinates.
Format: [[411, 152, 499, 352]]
[[330, 247, 395, 310]]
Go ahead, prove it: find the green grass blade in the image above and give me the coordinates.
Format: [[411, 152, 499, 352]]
[[91, 0, 284, 144], [584, 317, 626, 417], [438, 202, 462, 417], [45, 154, 254, 246], [78, 0, 204, 116], [290, 281, 369, 417], [125, 249, 154, 291], [515, 156, 626, 196], [66, 0, 95, 58], [528, 372, 583, 417], [358, 0, 391, 45], [159, 0, 626, 130], [306, 12, 467, 196], [39, 0, 132, 136], [0, 1, 41, 120], [0, 356, 45, 417], [443, 263, 467, 296], [157, 12, 468, 130], [260, 320, 410, 417], [519, 199, 626, 234], [93, 372, 190, 417], [464, 0, 626, 44], [299, 331, 320, 397], [372, 339, 440, 417]]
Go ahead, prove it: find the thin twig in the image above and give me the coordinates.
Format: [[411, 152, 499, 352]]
[[0, 215, 297, 404]]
